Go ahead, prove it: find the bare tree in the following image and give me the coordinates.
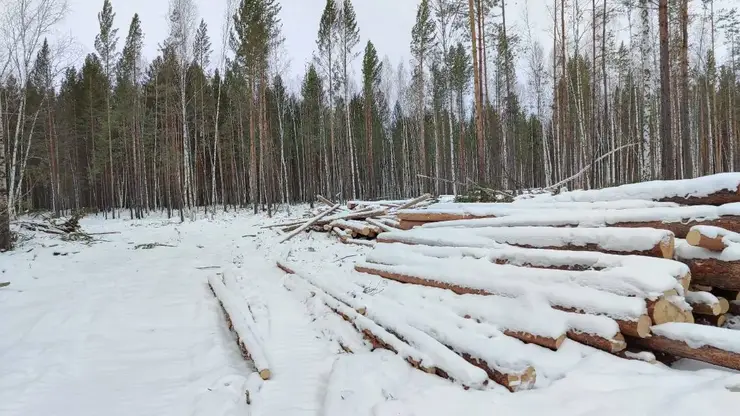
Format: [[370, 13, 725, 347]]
[[168, 0, 198, 218], [1, 0, 68, 219]]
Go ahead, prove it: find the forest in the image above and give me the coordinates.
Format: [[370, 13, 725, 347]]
[[0, 0, 739, 250]]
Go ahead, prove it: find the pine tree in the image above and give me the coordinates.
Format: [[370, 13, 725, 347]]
[[338, 0, 360, 198], [410, 0, 435, 192], [94, 0, 119, 216], [361, 40, 381, 198], [316, 0, 338, 196]]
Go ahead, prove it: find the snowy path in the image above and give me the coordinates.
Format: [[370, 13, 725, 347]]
[[227, 251, 335, 416], [0, 216, 254, 416]]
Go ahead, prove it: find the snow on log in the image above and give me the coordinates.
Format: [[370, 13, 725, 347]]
[[365, 290, 537, 391], [278, 260, 490, 389], [373, 241, 691, 291], [562, 312, 627, 353], [616, 350, 659, 365], [283, 274, 433, 368], [341, 238, 376, 247], [694, 314, 727, 327], [421, 203, 740, 238], [686, 225, 740, 253], [365, 218, 395, 233], [208, 275, 271, 380], [353, 261, 652, 338], [519, 173, 740, 206], [377, 280, 568, 350], [379, 226, 676, 259], [395, 194, 432, 211], [675, 240, 740, 291], [280, 203, 341, 243], [685, 291, 722, 316], [397, 200, 680, 222], [366, 243, 680, 300], [319, 207, 388, 225], [329, 219, 379, 237], [347, 198, 412, 210], [629, 322, 740, 370]]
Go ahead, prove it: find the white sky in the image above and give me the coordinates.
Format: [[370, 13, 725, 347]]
[[58, 0, 552, 86]]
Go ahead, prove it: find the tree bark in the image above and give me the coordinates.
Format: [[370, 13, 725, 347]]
[[659, 0, 674, 179]]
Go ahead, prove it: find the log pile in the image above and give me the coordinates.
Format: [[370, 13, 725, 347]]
[[271, 194, 432, 245], [340, 174, 740, 374]]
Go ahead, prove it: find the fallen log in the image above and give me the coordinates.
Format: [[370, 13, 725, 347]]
[[366, 218, 395, 233], [568, 330, 627, 353], [319, 207, 387, 225], [280, 203, 341, 243], [395, 193, 432, 211], [208, 275, 271, 380], [354, 262, 652, 338], [399, 220, 427, 230], [628, 322, 740, 370], [695, 314, 727, 327], [329, 219, 379, 237], [316, 195, 336, 207]]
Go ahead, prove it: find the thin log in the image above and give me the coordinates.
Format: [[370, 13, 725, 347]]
[[280, 203, 341, 243], [686, 229, 727, 252], [398, 212, 496, 222], [316, 195, 335, 207], [395, 194, 432, 211], [686, 291, 722, 316], [366, 218, 396, 233], [627, 324, 740, 370]]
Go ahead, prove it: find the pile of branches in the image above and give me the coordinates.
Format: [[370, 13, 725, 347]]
[[17, 213, 93, 242]]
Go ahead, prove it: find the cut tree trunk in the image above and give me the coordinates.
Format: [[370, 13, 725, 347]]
[[567, 330, 627, 353], [658, 184, 740, 206], [678, 259, 740, 291], [280, 203, 341, 243], [686, 229, 728, 252]]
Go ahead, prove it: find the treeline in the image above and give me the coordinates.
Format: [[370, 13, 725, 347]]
[[1, 0, 739, 226]]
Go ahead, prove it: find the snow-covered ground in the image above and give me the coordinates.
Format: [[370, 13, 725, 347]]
[[1, 208, 739, 416]]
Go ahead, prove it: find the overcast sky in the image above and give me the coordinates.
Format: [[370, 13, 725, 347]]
[[58, 0, 553, 87]]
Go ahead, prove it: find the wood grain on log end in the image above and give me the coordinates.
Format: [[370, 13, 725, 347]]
[[691, 301, 722, 316], [259, 369, 271, 380], [567, 330, 627, 353], [648, 299, 683, 325], [503, 330, 567, 351], [660, 236, 675, 259], [686, 229, 726, 252], [679, 273, 692, 292], [719, 297, 730, 315], [618, 315, 652, 338]]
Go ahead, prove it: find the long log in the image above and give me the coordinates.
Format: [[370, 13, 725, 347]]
[[366, 218, 395, 233], [658, 183, 740, 206], [355, 263, 653, 338], [208, 276, 271, 380], [628, 323, 740, 370], [280, 203, 341, 243], [395, 194, 432, 211], [567, 331, 627, 353], [399, 220, 427, 230]]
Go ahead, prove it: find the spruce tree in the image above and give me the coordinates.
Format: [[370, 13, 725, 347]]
[[316, 0, 338, 195], [339, 0, 360, 198]]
